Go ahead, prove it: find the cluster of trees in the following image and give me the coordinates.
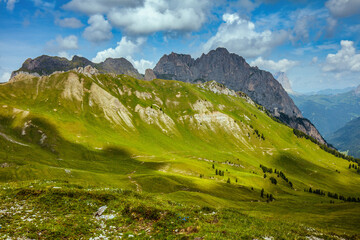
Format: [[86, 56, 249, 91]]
[[305, 187, 360, 203], [275, 170, 293, 188], [269, 177, 277, 185], [253, 129, 265, 140], [305, 187, 325, 196], [293, 129, 360, 164], [260, 164, 273, 174], [349, 163, 360, 174], [215, 169, 225, 176], [260, 188, 274, 202]]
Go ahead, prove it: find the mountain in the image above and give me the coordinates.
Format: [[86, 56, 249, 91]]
[[1, 69, 360, 237], [153, 48, 325, 144], [291, 86, 360, 139], [11, 55, 142, 79], [328, 117, 360, 158], [273, 72, 294, 94]]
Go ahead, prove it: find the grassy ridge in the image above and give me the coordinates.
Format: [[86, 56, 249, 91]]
[[0, 72, 360, 237]]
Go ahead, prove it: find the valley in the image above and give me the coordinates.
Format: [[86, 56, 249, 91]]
[[0, 69, 359, 239]]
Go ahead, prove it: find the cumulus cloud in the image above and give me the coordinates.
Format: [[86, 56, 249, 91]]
[[83, 15, 112, 43], [46, 35, 78, 58], [63, 0, 142, 15], [58, 51, 74, 60], [326, 0, 360, 18], [250, 57, 298, 72], [64, 0, 209, 35], [322, 40, 360, 72], [92, 37, 153, 73], [0, 72, 11, 82], [203, 13, 288, 58], [56, 35, 79, 50], [108, 0, 209, 34], [126, 56, 154, 74], [55, 17, 83, 28], [92, 37, 146, 63], [3, 0, 18, 11]]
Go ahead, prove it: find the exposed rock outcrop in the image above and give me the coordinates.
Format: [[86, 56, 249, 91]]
[[144, 69, 157, 81]]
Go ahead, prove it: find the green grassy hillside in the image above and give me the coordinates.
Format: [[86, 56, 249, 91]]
[[0, 71, 360, 239]]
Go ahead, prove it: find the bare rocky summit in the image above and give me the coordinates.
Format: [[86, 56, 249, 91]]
[[274, 72, 294, 94], [11, 55, 142, 79], [153, 48, 326, 144]]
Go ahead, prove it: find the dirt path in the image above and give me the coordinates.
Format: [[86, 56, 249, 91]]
[[128, 171, 142, 192]]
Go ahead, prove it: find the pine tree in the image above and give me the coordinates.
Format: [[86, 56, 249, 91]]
[[349, 164, 352, 169], [261, 188, 264, 198], [216, 169, 218, 175], [212, 164, 214, 169], [270, 194, 274, 201], [227, 178, 231, 184], [264, 174, 267, 178]]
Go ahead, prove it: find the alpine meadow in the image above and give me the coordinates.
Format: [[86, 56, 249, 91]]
[[1, 0, 360, 239]]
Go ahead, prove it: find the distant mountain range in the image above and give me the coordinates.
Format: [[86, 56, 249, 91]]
[[328, 116, 360, 158], [291, 85, 360, 139]]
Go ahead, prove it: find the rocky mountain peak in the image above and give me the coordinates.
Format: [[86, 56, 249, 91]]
[[11, 55, 141, 80], [153, 48, 326, 144], [274, 72, 294, 94]]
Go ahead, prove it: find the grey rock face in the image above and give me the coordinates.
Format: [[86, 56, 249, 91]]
[[154, 47, 326, 144], [154, 48, 301, 118], [12, 55, 141, 79], [98, 58, 142, 79], [144, 69, 157, 81], [274, 72, 294, 94]]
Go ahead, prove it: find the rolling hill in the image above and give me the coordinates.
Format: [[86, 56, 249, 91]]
[[0, 68, 359, 239]]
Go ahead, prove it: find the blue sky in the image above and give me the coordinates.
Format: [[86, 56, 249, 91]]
[[1, 0, 360, 93]]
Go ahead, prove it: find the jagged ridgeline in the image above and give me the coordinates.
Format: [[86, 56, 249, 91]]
[[1, 64, 360, 237]]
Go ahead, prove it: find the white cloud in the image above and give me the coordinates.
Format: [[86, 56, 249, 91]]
[[56, 35, 78, 50], [92, 37, 153, 73], [4, 0, 18, 11], [46, 35, 79, 53], [326, 0, 360, 18], [108, 0, 209, 34], [83, 15, 112, 43], [92, 37, 145, 63], [323, 40, 360, 72], [250, 57, 298, 73], [55, 17, 83, 28], [0, 72, 11, 82], [58, 51, 74, 60], [64, 0, 210, 35], [126, 56, 154, 74], [63, 0, 142, 15], [203, 13, 288, 58], [289, 14, 315, 44]]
